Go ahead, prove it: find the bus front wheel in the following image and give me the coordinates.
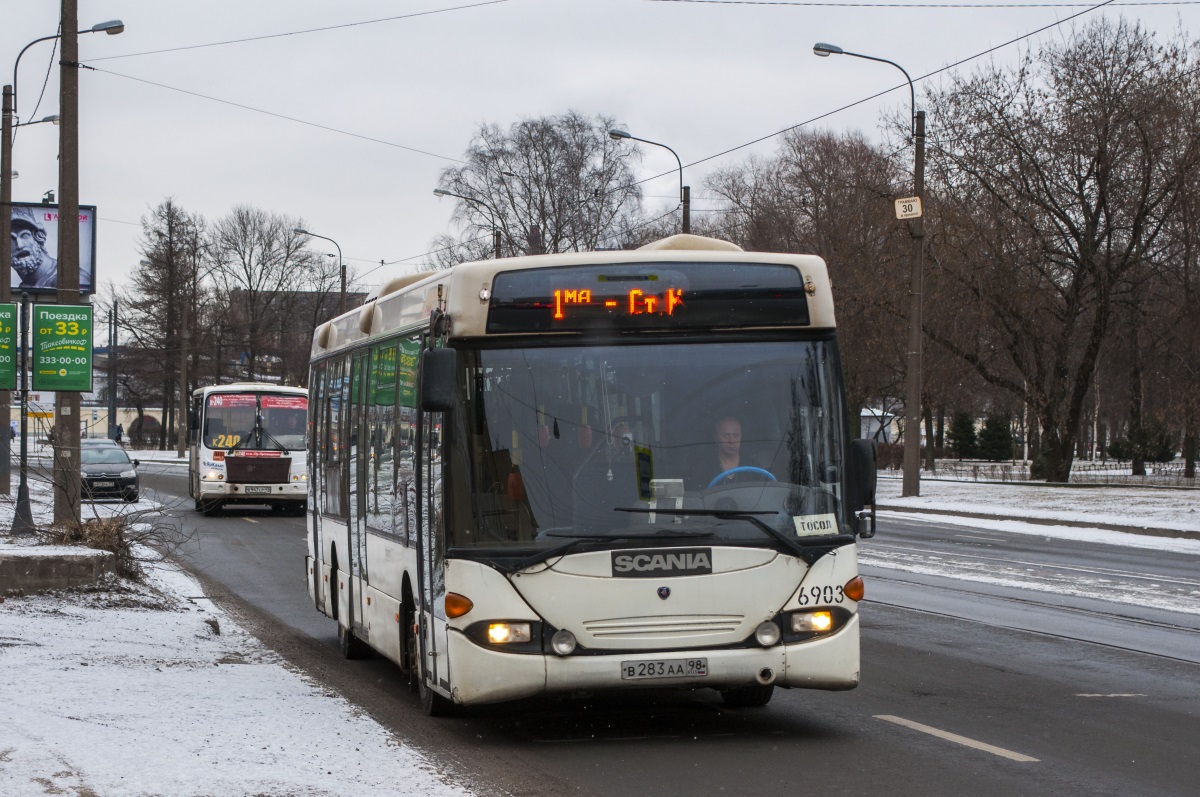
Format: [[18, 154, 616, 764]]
[[419, 673, 454, 717]]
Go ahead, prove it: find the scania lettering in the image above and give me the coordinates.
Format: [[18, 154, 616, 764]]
[[305, 234, 878, 715], [187, 383, 309, 515]]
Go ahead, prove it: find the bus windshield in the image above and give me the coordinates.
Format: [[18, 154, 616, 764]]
[[204, 393, 307, 451], [447, 338, 847, 552]]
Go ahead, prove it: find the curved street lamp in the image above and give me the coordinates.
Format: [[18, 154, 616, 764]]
[[608, 128, 690, 234], [3, 19, 124, 520], [814, 41, 926, 498], [434, 188, 503, 259], [294, 228, 345, 314]]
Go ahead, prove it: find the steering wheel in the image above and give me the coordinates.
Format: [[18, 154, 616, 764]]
[[707, 466, 777, 489]]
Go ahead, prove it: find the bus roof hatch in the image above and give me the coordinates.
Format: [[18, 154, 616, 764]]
[[636, 234, 744, 253]]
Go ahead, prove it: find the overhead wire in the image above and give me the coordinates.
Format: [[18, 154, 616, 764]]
[[87, 0, 512, 62], [77, 0, 1122, 274]]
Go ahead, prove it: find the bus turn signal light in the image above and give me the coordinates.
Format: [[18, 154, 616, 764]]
[[843, 576, 864, 602], [445, 593, 474, 618]]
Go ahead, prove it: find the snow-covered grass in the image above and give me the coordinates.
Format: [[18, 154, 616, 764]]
[[877, 475, 1200, 535], [0, 564, 471, 797]]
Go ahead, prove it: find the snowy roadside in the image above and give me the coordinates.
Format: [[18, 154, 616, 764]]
[[0, 562, 473, 797], [0, 477, 474, 797], [876, 474, 1200, 536]]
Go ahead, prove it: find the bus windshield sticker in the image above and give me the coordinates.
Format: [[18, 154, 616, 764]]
[[793, 513, 839, 537], [207, 393, 256, 408], [261, 395, 307, 410]]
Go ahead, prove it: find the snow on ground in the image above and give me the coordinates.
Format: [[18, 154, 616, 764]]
[[877, 474, 1200, 536], [0, 471, 473, 797]]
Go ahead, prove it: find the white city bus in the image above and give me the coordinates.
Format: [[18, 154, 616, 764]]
[[188, 383, 309, 515], [305, 234, 877, 714]]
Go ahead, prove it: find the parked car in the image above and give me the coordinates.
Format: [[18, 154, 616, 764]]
[[81, 438, 121, 448], [81, 446, 140, 502]]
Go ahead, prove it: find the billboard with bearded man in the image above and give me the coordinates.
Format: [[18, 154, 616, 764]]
[[9, 203, 97, 295]]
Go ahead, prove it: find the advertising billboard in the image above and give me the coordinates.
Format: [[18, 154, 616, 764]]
[[9, 202, 97, 295], [32, 304, 93, 392]]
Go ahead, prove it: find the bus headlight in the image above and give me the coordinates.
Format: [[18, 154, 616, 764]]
[[791, 610, 834, 634], [551, 629, 577, 656], [202, 470, 223, 481], [754, 620, 781, 647], [486, 622, 531, 644]]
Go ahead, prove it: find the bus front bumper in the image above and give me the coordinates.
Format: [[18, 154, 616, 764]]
[[443, 613, 859, 706], [197, 481, 308, 503]]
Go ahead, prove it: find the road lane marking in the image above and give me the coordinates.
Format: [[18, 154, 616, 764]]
[[1075, 693, 1146, 698], [875, 715, 1039, 762], [954, 534, 1005, 542], [244, 518, 259, 524]]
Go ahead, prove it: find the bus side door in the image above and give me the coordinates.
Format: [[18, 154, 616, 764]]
[[348, 351, 370, 632], [418, 346, 449, 695]]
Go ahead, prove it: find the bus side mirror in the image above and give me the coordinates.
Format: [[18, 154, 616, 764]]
[[850, 439, 877, 539], [421, 348, 458, 412], [188, 410, 199, 432]]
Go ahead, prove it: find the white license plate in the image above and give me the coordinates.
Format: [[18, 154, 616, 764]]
[[92, 481, 115, 488], [244, 486, 272, 494], [621, 657, 708, 680]]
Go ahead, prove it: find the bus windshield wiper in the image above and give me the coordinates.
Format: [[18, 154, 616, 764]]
[[617, 507, 850, 563]]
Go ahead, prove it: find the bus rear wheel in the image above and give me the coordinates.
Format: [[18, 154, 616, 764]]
[[338, 622, 371, 660], [720, 684, 775, 708]]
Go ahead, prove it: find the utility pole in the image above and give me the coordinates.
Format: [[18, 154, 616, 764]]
[[176, 295, 188, 457], [107, 301, 117, 440], [1, 85, 14, 494], [54, 0, 82, 524], [901, 111, 926, 498]]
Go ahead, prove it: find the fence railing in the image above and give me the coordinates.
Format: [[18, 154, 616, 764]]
[[878, 451, 1198, 487]]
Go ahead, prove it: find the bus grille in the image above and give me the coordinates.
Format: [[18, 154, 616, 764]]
[[583, 614, 744, 641]]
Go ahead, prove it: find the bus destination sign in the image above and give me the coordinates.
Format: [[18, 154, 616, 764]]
[[487, 262, 809, 333], [32, 304, 93, 392]]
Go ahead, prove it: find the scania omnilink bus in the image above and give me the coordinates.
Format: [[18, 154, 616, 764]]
[[306, 234, 877, 714]]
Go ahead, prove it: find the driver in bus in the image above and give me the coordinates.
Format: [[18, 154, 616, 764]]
[[694, 415, 769, 489]]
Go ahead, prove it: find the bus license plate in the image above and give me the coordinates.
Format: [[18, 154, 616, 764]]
[[244, 486, 271, 494], [621, 658, 707, 680]]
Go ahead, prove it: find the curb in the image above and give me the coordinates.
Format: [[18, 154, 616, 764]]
[[0, 550, 116, 594], [876, 504, 1200, 542]]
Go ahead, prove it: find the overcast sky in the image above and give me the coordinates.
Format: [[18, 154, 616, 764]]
[[4, 0, 1195, 295]]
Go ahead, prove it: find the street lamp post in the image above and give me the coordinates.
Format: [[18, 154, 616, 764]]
[[433, 188, 502, 259], [814, 41, 925, 498], [608, 128, 690, 234], [1, 18, 122, 506], [294, 228, 345, 314]]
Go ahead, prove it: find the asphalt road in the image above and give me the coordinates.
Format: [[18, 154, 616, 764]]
[[141, 464, 1200, 797]]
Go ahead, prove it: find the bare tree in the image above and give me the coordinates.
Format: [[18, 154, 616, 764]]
[[435, 111, 644, 263], [207, 206, 313, 379], [924, 19, 1200, 481]]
